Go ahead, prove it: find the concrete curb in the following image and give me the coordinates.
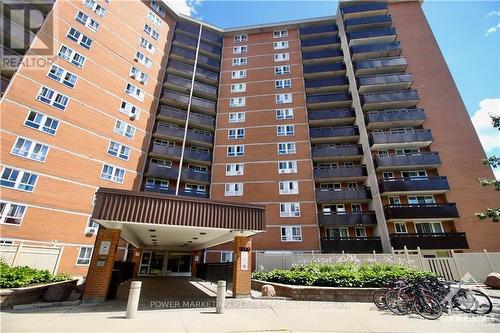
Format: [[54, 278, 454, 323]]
[[12, 300, 81, 311]]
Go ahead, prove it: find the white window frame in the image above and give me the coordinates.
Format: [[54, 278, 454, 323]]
[[226, 163, 244, 176], [36, 86, 69, 111], [233, 45, 247, 54], [280, 203, 300, 217], [279, 180, 299, 195], [277, 125, 295, 136], [229, 112, 245, 123], [274, 53, 290, 62], [11, 137, 50, 162], [135, 51, 152, 68], [230, 83, 246, 93], [273, 30, 288, 38], [355, 227, 367, 238], [144, 23, 159, 40], [414, 221, 444, 234], [139, 37, 156, 54], [227, 145, 244, 157], [225, 183, 243, 196], [229, 97, 246, 107], [114, 120, 136, 139], [107, 141, 131, 160], [125, 83, 145, 102], [100, 164, 125, 184], [277, 142, 296, 155], [24, 110, 59, 135], [147, 11, 162, 27], [119, 100, 141, 119], [58, 44, 85, 68], [228, 128, 245, 139], [276, 108, 294, 119], [275, 65, 291, 75], [0, 167, 38, 192], [85, 218, 99, 235], [145, 178, 169, 191], [394, 222, 408, 234], [66, 27, 93, 49], [278, 160, 297, 174], [0, 200, 27, 226], [232, 57, 247, 66], [275, 79, 292, 89], [83, 0, 106, 16], [76, 246, 93, 265], [47, 64, 78, 88], [220, 251, 233, 263], [231, 70, 246, 79], [273, 41, 289, 50], [281, 225, 302, 242], [75, 11, 100, 32], [150, 0, 166, 17], [276, 93, 293, 104], [130, 66, 149, 84], [234, 34, 247, 43]]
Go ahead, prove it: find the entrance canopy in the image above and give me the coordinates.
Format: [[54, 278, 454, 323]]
[[91, 188, 266, 251]]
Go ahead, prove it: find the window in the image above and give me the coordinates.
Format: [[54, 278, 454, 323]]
[[114, 120, 136, 139], [355, 227, 366, 237], [395, 148, 420, 155], [277, 125, 294, 136], [228, 128, 245, 139], [58, 45, 85, 68], [188, 164, 208, 174], [225, 183, 243, 196], [234, 34, 247, 43], [107, 141, 131, 160], [130, 66, 149, 84], [185, 184, 206, 193], [232, 57, 247, 66], [36, 86, 69, 110], [394, 222, 407, 234], [388, 196, 401, 205], [274, 53, 289, 62], [85, 218, 99, 235], [47, 65, 78, 88], [125, 83, 145, 101], [273, 41, 289, 49], [415, 222, 444, 234], [377, 150, 389, 157], [351, 204, 362, 212], [320, 183, 341, 191], [67, 27, 93, 49], [326, 227, 348, 238], [100, 164, 125, 183], [281, 226, 302, 242], [276, 108, 293, 119], [145, 178, 169, 191], [75, 11, 100, 32], [347, 182, 358, 188], [278, 142, 296, 154], [83, 0, 106, 16], [278, 161, 297, 174], [76, 246, 93, 265], [150, 0, 166, 17], [383, 172, 395, 179], [135, 51, 152, 68], [273, 30, 288, 38], [11, 137, 49, 162], [233, 45, 247, 54], [220, 251, 233, 263], [408, 195, 435, 204], [275, 65, 291, 75], [401, 170, 428, 180], [226, 163, 244, 176], [25, 111, 59, 135], [143, 24, 159, 40], [227, 145, 244, 157], [0, 167, 38, 192], [147, 11, 162, 27], [230, 97, 245, 107], [280, 203, 300, 217], [151, 158, 172, 168], [279, 180, 299, 194], [276, 93, 292, 104], [139, 37, 156, 54], [231, 70, 246, 79], [230, 83, 246, 93], [228, 112, 245, 123], [0, 201, 27, 226], [275, 79, 292, 89], [119, 100, 141, 119]]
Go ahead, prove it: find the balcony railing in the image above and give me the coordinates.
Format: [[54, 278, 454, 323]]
[[166, 60, 194, 78], [378, 176, 450, 194], [303, 62, 346, 75], [311, 145, 363, 160], [310, 126, 359, 142], [164, 73, 191, 91], [389, 233, 469, 250], [201, 29, 223, 45], [155, 124, 213, 145], [300, 24, 338, 36], [384, 203, 459, 220], [314, 165, 367, 180], [193, 81, 218, 98], [315, 187, 372, 203], [307, 92, 352, 108], [348, 28, 397, 42], [351, 42, 401, 60], [357, 73, 413, 92], [302, 49, 344, 63], [150, 144, 212, 163], [301, 36, 341, 48], [198, 41, 222, 56], [342, 2, 388, 15], [173, 33, 198, 49], [157, 106, 187, 122], [170, 45, 196, 62], [176, 21, 200, 36], [370, 129, 432, 147], [195, 67, 219, 84], [374, 152, 441, 170], [354, 57, 407, 75], [161, 90, 190, 106], [146, 163, 179, 180], [197, 53, 221, 70], [180, 169, 210, 184], [365, 108, 426, 127], [318, 211, 377, 226], [321, 237, 382, 253], [362, 90, 419, 110], [308, 108, 356, 123], [305, 77, 349, 90], [344, 15, 392, 30]]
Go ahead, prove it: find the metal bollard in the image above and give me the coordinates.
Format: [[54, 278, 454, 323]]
[[216, 280, 226, 314], [126, 280, 142, 319]]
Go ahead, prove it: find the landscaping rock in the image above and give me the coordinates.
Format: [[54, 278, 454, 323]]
[[43, 280, 78, 302], [261, 284, 276, 297], [484, 273, 500, 289]]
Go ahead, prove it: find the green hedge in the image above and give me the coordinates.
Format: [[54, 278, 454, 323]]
[[252, 262, 435, 288], [0, 261, 72, 288]]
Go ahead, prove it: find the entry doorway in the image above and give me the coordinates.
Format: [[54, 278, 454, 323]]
[[139, 251, 192, 276]]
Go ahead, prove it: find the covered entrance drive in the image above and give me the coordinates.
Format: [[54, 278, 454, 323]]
[[82, 188, 266, 302]]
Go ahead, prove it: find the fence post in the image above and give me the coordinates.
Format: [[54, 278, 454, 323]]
[[372, 250, 376, 261], [416, 247, 424, 270], [483, 249, 495, 272], [53, 245, 64, 274], [12, 242, 24, 266], [403, 246, 410, 266], [255, 251, 259, 271], [342, 250, 345, 255], [450, 250, 461, 280], [282, 251, 285, 270]]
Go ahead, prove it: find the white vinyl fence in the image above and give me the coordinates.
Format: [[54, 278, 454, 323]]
[[255, 250, 500, 283], [0, 241, 64, 274]]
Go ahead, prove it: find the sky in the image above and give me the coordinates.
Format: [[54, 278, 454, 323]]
[[165, 0, 500, 178]]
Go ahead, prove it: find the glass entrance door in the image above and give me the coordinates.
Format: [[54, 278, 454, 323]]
[[166, 253, 192, 275], [149, 253, 165, 275]]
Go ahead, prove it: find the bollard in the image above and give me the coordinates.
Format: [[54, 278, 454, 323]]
[[216, 280, 226, 314], [126, 280, 142, 319]]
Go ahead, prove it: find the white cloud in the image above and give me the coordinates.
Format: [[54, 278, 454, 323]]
[[494, 169, 500, 181], [485, 22, 500, 37], [486, 10, 500, 18], [163, 0, 203, 16], [470, 98, 500, 154]]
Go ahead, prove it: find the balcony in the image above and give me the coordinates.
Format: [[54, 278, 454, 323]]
[[300, 24, 338, 38], [312, 145, 363, 162], [195, 67, 219, 85], [197, 53, 221, 71], [170, 45, 196, 64], [160, 90, 216, 115], [180, 169, 210, 185], [315, 187, 372, 203], [307, 92, 352, 110], [303, 62, 346, 79], [345, 15, 392, 32], [146, 164, 179, 180], [357, 73, 413, 93], [201, 29, 223, 45], [321, 237, 382, 253], [318, 211, 377, 226], [302, 49, 344, 65], [389, 233, 469, 250], [154, 124, 213, 147], [310, 126, 359, 144], [198, 41, 222, 57], [150, 144, 212, 165], [348, 28, 397, 46], [370, 129, 433, 150], [180, 189, 209, 199], [384, 203, 459, 221], [193, 81, 218, 100], [176, 21, 200, 37], [314, 165, 367, 181], [378, 176, 450, 195], [354, 57, 407, 76], [1, 17, 35, 51], [157, 106, 214, 130], [301, 36, 341, 51], [305, 77, 349, 94], [351, 42, 401, 61], [173, 33, 198, 49], [163, 73, 191, 93], [166, 60, 194, 79], [342, 2, 388, 19], [375, 152, 441, 171], [365, 108, 426, 129], [308, 108, 356, 126], [362, 90, 419, 111]]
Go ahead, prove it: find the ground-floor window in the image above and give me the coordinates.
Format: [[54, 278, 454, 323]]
[[281, 226, 302, 242], [76, 246, 93, 265], [220, 251, 233, 263]]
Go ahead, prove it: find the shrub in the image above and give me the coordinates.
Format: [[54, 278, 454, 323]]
[[252, 261, 435, 288], [0, 261, 72, 288]]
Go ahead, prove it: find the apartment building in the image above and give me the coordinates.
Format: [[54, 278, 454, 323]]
[[1, 0, 498, 277]]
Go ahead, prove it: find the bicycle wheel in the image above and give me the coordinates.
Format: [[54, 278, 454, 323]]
[[386, 290, 412, 315], [454, 289, 492, 315], [373, 288, 389, 310], [414, 291, 442, 320]]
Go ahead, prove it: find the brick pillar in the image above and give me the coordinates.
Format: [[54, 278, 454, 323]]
[[191, 250, 202, 277], [232, 236, 252, 298], [83, 228, 121, 302], [131, 248, 142, 278]]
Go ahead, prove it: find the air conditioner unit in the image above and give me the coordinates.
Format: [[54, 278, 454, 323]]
[[139, 78, 146, 84], [130, 73, 137, 79]]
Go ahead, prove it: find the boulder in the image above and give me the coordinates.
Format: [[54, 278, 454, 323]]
[[261, 284, 276, 297], [484, 272, 500, 289]]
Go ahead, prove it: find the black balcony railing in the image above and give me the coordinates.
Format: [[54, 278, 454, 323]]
[[342, 2, 388, 15], [384, 203, 459, 220], [312, 145, 363, 159], [150, 144, 212, 163], [167, 60, 194, 77], [318, 211, 377, 226], [351, 42, 401, 56], [348, 28, 397, 41], [173, 33, 198, 49], [310, 126, 359, 139], [316, 187, 372, 202], [302, 49, 343, 61], [155, 124, 213, 145], [164, 73, 191, 90], [170, 45, 196, 62], [197, 53, 221, 70], [176, 21, 200, 36], [300, 24, 338, 35], [303, 62, 346, 74], [314, 165, 367, 179], [161, 90, 190, 105], [146, 164, 179, 180], [345, 15, 392, 28], [362, 90, 419, 105], [180, 169, 210, 183], [379, 176, 450, 194], [374, 152, 441, 169], [198, 41, 222, 56], [370, 129, 433, 146], [193, 81, 218, 97], [365, 108, 426, 125], [308, 108, 356, 122], [195, 67, 219, 84], [390, 233, 469, 250], [301, 36, 341, 48], [321, 237, 382, 253], [201, 29, 223, 45], [191, 95, 216, 113], [305, 77, 349, 89], [354, 57, 407, 73], [358, 73, 413, 87], [158, 106, 214, 128], [307, 92, 352, 105]]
